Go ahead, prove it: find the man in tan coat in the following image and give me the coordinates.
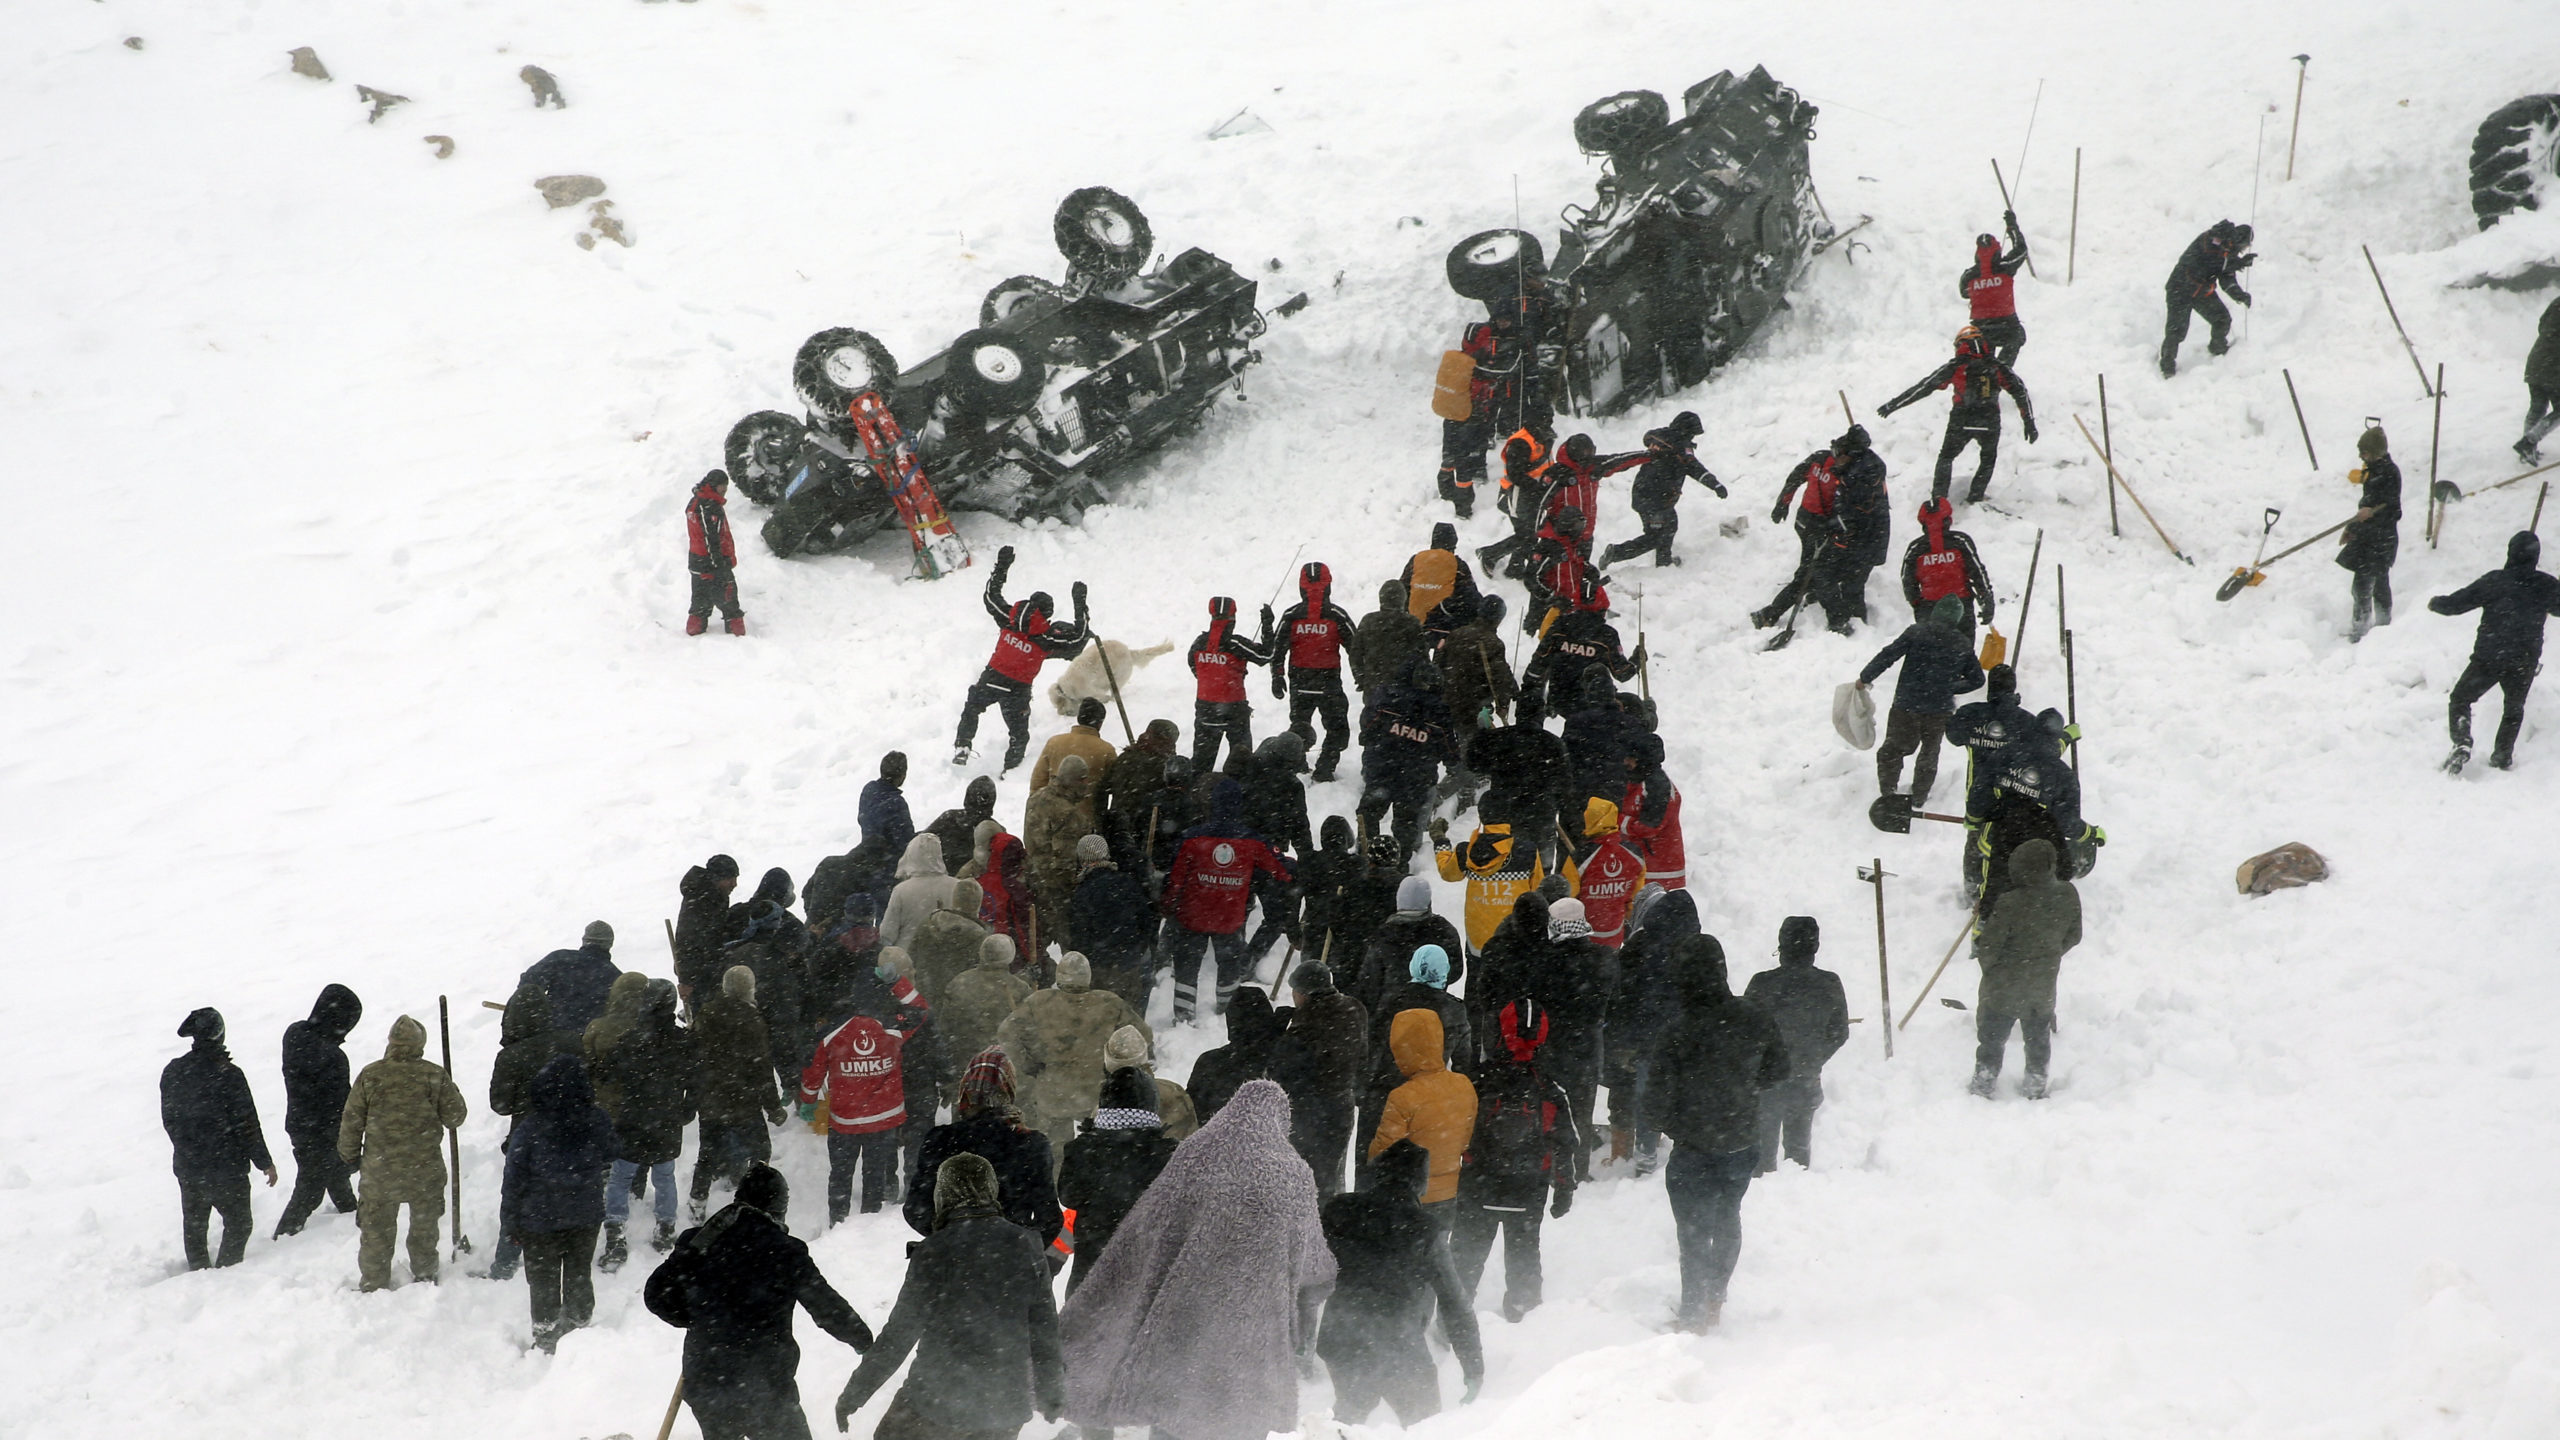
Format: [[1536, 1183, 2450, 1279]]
[[996, 953, 1150, 1163], [1029, 697, 1120, 794], [1022, 755, 1101, 951], [338, 1014, 469, 1290], [939, 935, 1032, 1092], [907, 879, 991, 1009]]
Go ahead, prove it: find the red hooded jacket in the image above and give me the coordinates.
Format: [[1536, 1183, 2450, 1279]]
[[686, 480, 735, 568], [799, 1009, 919, 1135], [1189, 597, 1275, 704], [1161, 782, 1291, 934], [1964, 239, 2018, 320], [1280, 563, 1354, 671]]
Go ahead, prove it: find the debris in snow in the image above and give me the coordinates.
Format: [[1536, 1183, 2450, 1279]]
[[288, 47, 330, 81], [423, 134, 454, 159], [520, 64, 565, 109], [1208, 108, 1273, 140], [536, 174, 607, 209], [355, 85, 408, 123], [2237, 843, 2328, 895]]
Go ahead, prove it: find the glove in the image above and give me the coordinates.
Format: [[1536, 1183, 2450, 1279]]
[[1478, 703, 1498, 729], [2022, 420, 2040, 444], [1463, 1376, 1484, 1406], [2231, 253, 2257, 270], [2089, 825, 2107, 846], [1770, 502, 1788, 525], [1630, 640, 1648, 669], [996, 544, 1016, 571], [797, 1101, 817, 1124], [1260, 603, 1276, 632], [765, 1103, 787, 1127], [1550, 1187, 1574, 1218], [2234, 290, 2253, 307], [1039, 1405, 1062, 1425], [2003, 208, 2020, 232], [2063, 722, 2083, 743], [1704, 473, 1728, 498], [1428, 817, 1449, 842], [1071, 580, 1089, 609], [836, 1388, 858, 1432]]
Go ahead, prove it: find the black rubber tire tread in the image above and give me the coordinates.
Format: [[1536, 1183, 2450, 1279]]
[[1446, 228, 1547, 303], [723, 410, 804, 506], [1054, 187, 1154, 280], [2470, 94, 2560, 229], [1573, 90, 1671, 159], [791, 328, 900, 421], [941, 327, 1047, 418]]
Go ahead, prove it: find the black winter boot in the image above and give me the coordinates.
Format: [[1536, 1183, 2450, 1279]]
[[598, 1224, 629, 1273], [653, 1220, 677, 1253]]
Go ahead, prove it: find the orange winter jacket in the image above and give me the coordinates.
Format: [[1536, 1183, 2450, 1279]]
[[1368, 1010, 1478, 1203]]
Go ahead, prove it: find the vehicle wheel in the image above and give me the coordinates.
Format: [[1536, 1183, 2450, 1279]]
[[2470, 94, 2560, 230], [1446, 228, 1546, 303], [941, 327, 1046, 418], [723, 410, 803, 506], [1573, 90, 1670, 162], [981, 275, 1068, 326], [1055, 187, 1154, 282], [791, 327, 900, 420]]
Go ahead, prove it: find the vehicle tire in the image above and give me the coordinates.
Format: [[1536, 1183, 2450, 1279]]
[[791, 327, 900, 420], [2470, 94, 2560, 230], [980, 275, 1068, 326], [1573, 90, 1670, 161], [1055, 187, 1154, 281], [1446, 228, 1546, 303], [723, 410, 804, 507], [941, 327, 1046, 418]]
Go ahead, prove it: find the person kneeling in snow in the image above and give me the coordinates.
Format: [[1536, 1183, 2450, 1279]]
[[1319, 1139, 1486, 1424]]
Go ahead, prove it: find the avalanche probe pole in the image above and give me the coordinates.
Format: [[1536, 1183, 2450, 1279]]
[[1860, 859, 1894, 1059], [2067, 148, 2081, 286], [2534, 481, 2551, 534], [2360, 244, 2435, 399], [438, 996, 469, 1260], [2282, 369, 2320, 471], [2073, 416, 2192, 563], [1991, 159, 2038, 279], [2098, 374, 2120, 537], [2286, 55, 2310, 180], [2427, 363, 2446, 547], [2011, 530, 2045, 674], [1093, 632, 1138, 745], [1900, 914, 1976, 1030], [1838, 390, 1855, 428], [2064, 628, 2079, 772], [655, 1378, 685, 1440], [1634, 586, 1650, 702]]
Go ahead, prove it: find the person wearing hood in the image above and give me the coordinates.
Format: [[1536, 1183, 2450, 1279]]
[[885, 831, 972, 955], [1069, 836, 1157, 1012], [723, 869, 814, 1095], [1969, 709, 2099, 915], [1564, 799, 1647, 948], [161, 1008, 274, 1270], [1430, 807, 1544, 964], [1535, 897, 1616, 1178], [1449, 998, 1580, 1321], [1521, 504, 1605, 637], [2519, 296, 2560, 464], [1881, 327, 2036, 506], [2158, 219, 2255, 377], [685, 468, 747, 636], [925, 776, 1000, 880], [1562, 669, 1642, 809], [1319, 1137, 1485, 1424], [1617, 734, 1687, 890], [997, 953, 1149, 1163], [1023, 754, 1101, 953], [1946, 663, 2039, 899], [1958, 212, 2030, 363], [677, 856, 745, 1009], [1367, 1008, 1477, 1217], [1277, 561, 1360, 782], [1187, 985, 1284, 1124], [590, 976, 696, 1266], [1359, 656, 1459, 861], [957, 544, 1091, 771], [1058, 1080, 1336, 1440], [1435, 593, 1517, 808], [938, 935, 1033, 1087], [1352, 876, 1466, 1022], [1295, 816, 1374, 976], [961, 821, 1037, 971], [647, 1162, 874, 1440], [275, 983, 363, 1238], [801, 966, 926, 1223], [1351, 580, 1427, 696], [1401, 523, 1483, 627], [1599, 412, 1728, 569], [902, 1048, 1063, 1245], [1742, 918, 1851, 1169], [1900, 498, 1996, 639], [1158, 776, 1292, 1024], [1828, 425, 1896, 624], [1605, 887, 1695, 1171], [1468, 890, 1551, 1067], [1098, 719, 1182, 867], [836, 1152, 1066, 1438], [695, 966, 788, 1220], [807, 838, 903, 970], [1467, 711, 1573, 868], [1191, 594, 1280, 775], [905, 879, 992, 1017], [483, 980, 576, 1275], [1858, 594, 1988, 803], [808, 894, 883, 1024], [501, 1054, 616, 1351], [1359, 945, 1474, 1153], [339, 1014, 469, 1290], [1241, 733, 1315, 865], [1031, 698, 1119, 796], [1971, 840, 2083, 1100], [2340, 423, 2405, 642], [1650, 935, 1789, 1331], [1270, 961, 1369, 1196], [1055, 1067, 1182, 1296], [2430, 530, 2560, 771], [521, 921, 623, 1034]]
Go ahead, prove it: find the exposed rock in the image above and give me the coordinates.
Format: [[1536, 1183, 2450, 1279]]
[[288, 47, 330, 81], [534, 174, 606, 209]]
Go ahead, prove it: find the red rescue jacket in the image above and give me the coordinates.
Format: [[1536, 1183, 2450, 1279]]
[[1619, 780, 1686, 889], [686, 483, 735, 568], [1572, 834, 1648, 947], [1965, 241, 2018, 320], [1283, 563, 1352, 670], [799, 1012, 916, 1135], [988, 604, 1055, 685], [1162, 828, 1291, 935]]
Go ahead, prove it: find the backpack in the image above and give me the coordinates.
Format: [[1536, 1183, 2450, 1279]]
[[1468, 1093, 1552, 1187]]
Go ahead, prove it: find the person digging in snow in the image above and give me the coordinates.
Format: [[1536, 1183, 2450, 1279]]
[[1753, 429, 1887, 634], [1856, 595, 1987, 805], [2339, 423, 2404, 642], [1319, 1137, 1486, 1424], [1900, 497, 1996, 640], [956, 545, 1091, 772], [1970, 838, 2081, 1101], [2430, 530, 2560, 773], [1598, 411, 1728, 568], [162, 1007, 275, 1270], [1741, 918, 1850, 1170], [1877, 326, 2039, 504], [686, 469, 747, 636], [1188, 595, 1278, 774], [1958, 211, 2031, 364], [2158, 220, 2255, 377]]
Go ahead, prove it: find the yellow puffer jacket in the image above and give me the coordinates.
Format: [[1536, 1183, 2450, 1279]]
[[1433, 824, 1544, 951]]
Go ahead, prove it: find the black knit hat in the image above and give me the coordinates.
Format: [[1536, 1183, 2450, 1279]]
[[706, 853, 741, 879], [177, 1007, 224, 1044], [1099, 1066, 1161, 1115], [737, 1162, 789, 1220]]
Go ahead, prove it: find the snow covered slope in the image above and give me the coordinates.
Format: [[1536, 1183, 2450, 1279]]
[[6, 1, 2560, 1436]]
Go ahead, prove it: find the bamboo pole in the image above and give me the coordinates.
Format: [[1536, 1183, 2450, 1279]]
[[1866, 860, 1894, 1059], [2099, 374, 2120, 537], [1991, 159, 2038, 278], [438, 996, 468, 1260], [2067, 148, 2081, 285], [2286, 55, 2310, 180], [2282, 369, 2320, 471], [1900, 917, 1976, 1030], [2361, 244, 2435, 398], [2427, 363, 2446, 547], [2073, 415, 2192, 563], [2011, 530, 2045, 673]]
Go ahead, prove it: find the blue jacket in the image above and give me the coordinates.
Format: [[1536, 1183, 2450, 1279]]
[[501, 1055, 615, 1236], [860, 778, 916, 855]]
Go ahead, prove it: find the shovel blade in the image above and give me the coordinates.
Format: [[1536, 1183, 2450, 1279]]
[[2215, 568, 2252, 602], [1762, 627, 1798, 652], [1868, 793, 1915, 834]]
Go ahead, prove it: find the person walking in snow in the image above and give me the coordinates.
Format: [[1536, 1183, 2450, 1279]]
[[1366, 1008, 1477, 1225], [1517, 599, 1641, 728], [1351, 580, 1428, 699], [901, 1048, 1063, 1246], [1022, 754, 1101, 952], [1969, 710, 2103, 915], [2518, 296, 2560, 464], [1189, 596, 1278, 774], [1618, 733, 1687, 891], [722, 870, 813, 1094], [1104, 1024, 1200, 1140], [1358, 657, 1459, 861], [1276, 562, 1360, 782], [1857, 595, 1987, 804], [275, 983, 362, 1238], [646, 1163, 874, 1440], [1648, 934, 1787, 1332], [1438, 284, 1561, 518], [956, 545, 1091, 772], [1741, 918, 1849, 1170], [339, 1014, 468, 1290], [1970, 840, 2081, 1101], [162, 1007, 275, 1270], [1533, 896, 1615, 1175], [1401, 523, 1483, 631], [1958, 213, 2031, 363], [1901, 497, 1997, 639], [997, 952, 1149, 1162], [676, 855, 744, 1010], [485, 980, 577, 1277], [1431, 809, 1545, 967], [1604, 887, 1695, 1172], [925, 776, 999, 879], [833, 1152, 1066, 1438], [2158, 220, 2255, 377], [694, 966, 787, 1219], [1274, 961, 1369, 1196], [1056, 1067, 1181, 1295], [590, 976, 695, 1267], [1878, 328, 2039, 504], [686, 469, 747, 636], [500, 1054, 615, 1351], [1188, 985, 1286, 1125], [520, 920, 624, 1035], [801, 967, 924, 1223], [1158, 777, 1292, 1023], [2339, 423, 2404, 642], [1352, 877, 1467, 1026], [1059, 1079, 1336, 1440], [1752, 434, 1881, 634], [1946, 662, 2041, 899], [2429, 531, 2560, 773], [1031, 698, 1118, 795], [1598, 411, 1728, 568], [1318, 1138, 1486, 1424], [1448, 998, 1579, 1322], [1478, 432, 1552, 577]]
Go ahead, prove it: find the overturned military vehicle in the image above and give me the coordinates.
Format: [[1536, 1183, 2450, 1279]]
[[1445, 67, 1829, 421], [727, 188, 1265, 559]]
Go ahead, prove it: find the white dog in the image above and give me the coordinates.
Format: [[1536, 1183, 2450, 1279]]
[[1049, 639, 1174, 715]]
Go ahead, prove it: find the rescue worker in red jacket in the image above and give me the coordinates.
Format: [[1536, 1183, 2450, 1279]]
[[1751, 447, 1846, 630], [799, 970, 925, 1223], [1877, 325, 2039, 504], [1276, 562, 1360, 782], [1438, 287, 1560, 519], [1159, 777, 1293, 1022], [1189, 596, 1278, 774], [955, 545, 1091, 772], [1958, 212, 2030, 364], [1618, 734, 1686, 891], [1565, 798, 1647, 948], [685, 470, 746, 636], [1899, 497, 1997, 641]]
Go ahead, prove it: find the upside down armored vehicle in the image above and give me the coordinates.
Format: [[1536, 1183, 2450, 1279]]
[[726, 188, 1266, 559], [1443, 66, 1830, 419]]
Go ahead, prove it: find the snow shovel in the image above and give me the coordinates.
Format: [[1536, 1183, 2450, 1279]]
[[1762, 587, 1811, 652], [1431, 351, 1475, 421], [2215, 507, 2283, 600], [1869, 793, 1966, 834], [1978, 627, 2007, 669]]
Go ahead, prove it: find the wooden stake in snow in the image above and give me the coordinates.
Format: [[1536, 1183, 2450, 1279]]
[[438, 996, 469, 1260], [2282, 368, 2320, 471], [1861, 860, 1894, 1059], [1093, 634, 1137, 745], [2067, 148, 2081, 285], [2427, 363, 2447, 547], [2099, 374, 2120, 537], [1838, 390, 1855, 428], [2074, 416, 2193, 563], [2011, 530, 2046, 673], [1991, 159, 2038, 279], [1901, 915, 1976, 1030], [2286, 55, 2310, 180], [2534, 481, 2551, 535], [2361, 244, 2436, 398]]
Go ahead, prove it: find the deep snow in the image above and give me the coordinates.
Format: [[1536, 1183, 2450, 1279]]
[[6, 1, 2560, 1437]]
